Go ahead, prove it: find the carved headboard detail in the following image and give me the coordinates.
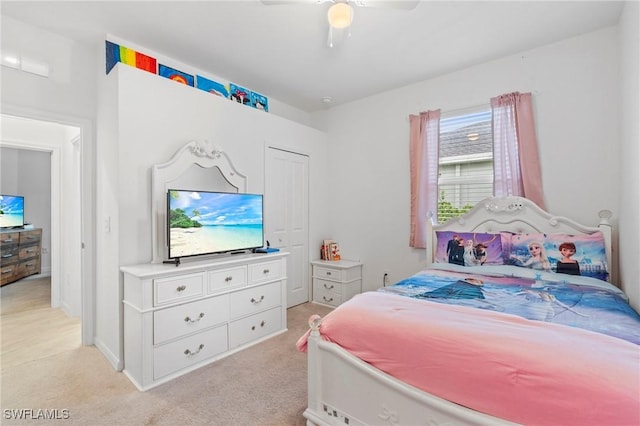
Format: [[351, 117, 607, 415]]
[[151, 140, 247, 263]]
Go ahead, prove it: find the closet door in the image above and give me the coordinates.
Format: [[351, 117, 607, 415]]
[[265, 147, 309, 307]]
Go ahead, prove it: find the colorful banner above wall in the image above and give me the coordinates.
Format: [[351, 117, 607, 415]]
[[105, 40, 268, 112], [105, 40, 156, 75]]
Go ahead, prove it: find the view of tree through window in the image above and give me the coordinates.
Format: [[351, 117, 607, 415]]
[[438, 109, 493, 223]]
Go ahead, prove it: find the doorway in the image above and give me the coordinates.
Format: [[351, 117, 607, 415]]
[[0, 110, 92, 345], [265, 147, 310, 307]]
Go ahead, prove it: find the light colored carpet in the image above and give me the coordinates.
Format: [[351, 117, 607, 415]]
[[1, 277, 333, 425]]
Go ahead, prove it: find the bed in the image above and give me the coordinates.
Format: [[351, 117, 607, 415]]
[[297, 196, 640, 426]]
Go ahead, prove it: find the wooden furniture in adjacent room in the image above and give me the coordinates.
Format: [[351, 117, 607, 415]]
[[121, 252, 288, 390], [0, 228, 42, 286], [311, 259, 362, 307]]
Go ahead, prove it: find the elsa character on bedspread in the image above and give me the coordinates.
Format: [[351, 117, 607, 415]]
[[463, 240, 479, 266], [509, 241, 551, 272]]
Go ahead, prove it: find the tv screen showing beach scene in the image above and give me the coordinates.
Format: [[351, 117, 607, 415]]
[[167, 189, 264, 259], [0, 194, 25, 228]]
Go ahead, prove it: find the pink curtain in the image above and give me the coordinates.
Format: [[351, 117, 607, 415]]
[[409, 110, 440, 248], [491, 92, 545, 209]]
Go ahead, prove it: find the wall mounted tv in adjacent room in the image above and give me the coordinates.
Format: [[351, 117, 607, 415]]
[[0, 194, 25, 229], [167, 189, 264, 260]]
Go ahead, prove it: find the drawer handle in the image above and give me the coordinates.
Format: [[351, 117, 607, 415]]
[[263, 268, 270, 275], [184, 344, 205, 356], [176, 285, 187, 292], [26, 236, 36, 240], [323, 283, 334, 290], [251, 321, 267, 331], [325, 271, 332, 276], [25, 263, 34, 267], [323, 296, 334, 302], [2, 269, 13, 275], [1, 238, 14, 243], [250, 295, 265, 304], [184, 312, 205, 323], [224, 276, 233, 282], [26, 249, 36, 253]]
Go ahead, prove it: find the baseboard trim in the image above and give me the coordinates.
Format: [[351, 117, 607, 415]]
[[94, 337, 124, 372]]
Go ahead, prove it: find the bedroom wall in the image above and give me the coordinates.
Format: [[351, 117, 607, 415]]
[[95, 63, 329, 368], [618, 1, 640, 311], [319, 27, 629, 298]]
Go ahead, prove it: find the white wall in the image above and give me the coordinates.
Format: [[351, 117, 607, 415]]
[[618, 1, 640, 311], [94, 63, 329, 368], [321, 27, 629, 299]]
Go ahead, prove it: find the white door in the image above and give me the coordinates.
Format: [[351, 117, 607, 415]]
[[265, 147, 309, 307]]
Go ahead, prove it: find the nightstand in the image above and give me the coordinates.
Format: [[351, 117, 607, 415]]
[[311, 259, 362, 307]]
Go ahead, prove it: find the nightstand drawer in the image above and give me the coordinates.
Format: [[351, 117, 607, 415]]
[[313, 284, 342, 307], [208, 266, 247, 293], [315, 278, 339, 293], [154, 273, 204, 306]]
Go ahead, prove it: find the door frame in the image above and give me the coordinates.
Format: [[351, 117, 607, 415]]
[[1, 104, 94, 345]]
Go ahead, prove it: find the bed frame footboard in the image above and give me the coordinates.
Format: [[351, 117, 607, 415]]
[[303, 315, 518, 426]]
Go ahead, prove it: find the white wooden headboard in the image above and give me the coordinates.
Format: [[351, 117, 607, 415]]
[[151, 140, 247, 264], [426, 196, 615, 283]]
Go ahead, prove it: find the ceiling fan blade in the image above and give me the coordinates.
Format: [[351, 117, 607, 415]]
[[353, 0, 419, 10]]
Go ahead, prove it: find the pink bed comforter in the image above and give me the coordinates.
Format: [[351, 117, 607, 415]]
[[297, 291, 640, 426]]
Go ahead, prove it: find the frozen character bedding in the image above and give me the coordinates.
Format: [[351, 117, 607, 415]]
[[297, 263, 640, 425], [380, 263, 640, 344]]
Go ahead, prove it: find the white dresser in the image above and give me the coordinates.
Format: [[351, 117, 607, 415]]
[[121, 252, 288, 390], [311, 259, 362, 308]]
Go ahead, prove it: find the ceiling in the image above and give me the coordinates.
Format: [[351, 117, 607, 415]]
[[0, 1, 625, 112]]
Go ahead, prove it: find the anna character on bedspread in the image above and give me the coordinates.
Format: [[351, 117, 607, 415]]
[[556, 242, 581, 276]]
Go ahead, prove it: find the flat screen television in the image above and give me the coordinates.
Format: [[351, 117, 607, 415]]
[[0, 194, 25, 229], [167, 189, 264, 260]]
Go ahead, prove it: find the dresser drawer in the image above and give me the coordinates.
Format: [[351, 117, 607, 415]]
[[313, 283, 342, 307], [229, 306, 282, 349], [18, 245, 40, 260], [249, 260, 282, 284], [19, 229, 42, 245], [0, 232, 20, 246], [153, 325, 228, 380], [153, 295, 230, 345], [229, 281, 282, 319], [154, 273, 204, 306], [0, 245, 19, 265], [17, 258, 41, 276], [0, 264, 18, 285], [208, 266, 247, 293]]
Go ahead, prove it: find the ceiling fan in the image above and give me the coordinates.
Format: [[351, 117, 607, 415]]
[[259, 0, 420, 47]]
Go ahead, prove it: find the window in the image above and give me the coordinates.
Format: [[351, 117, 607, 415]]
[[437, 109, 493, 223]]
